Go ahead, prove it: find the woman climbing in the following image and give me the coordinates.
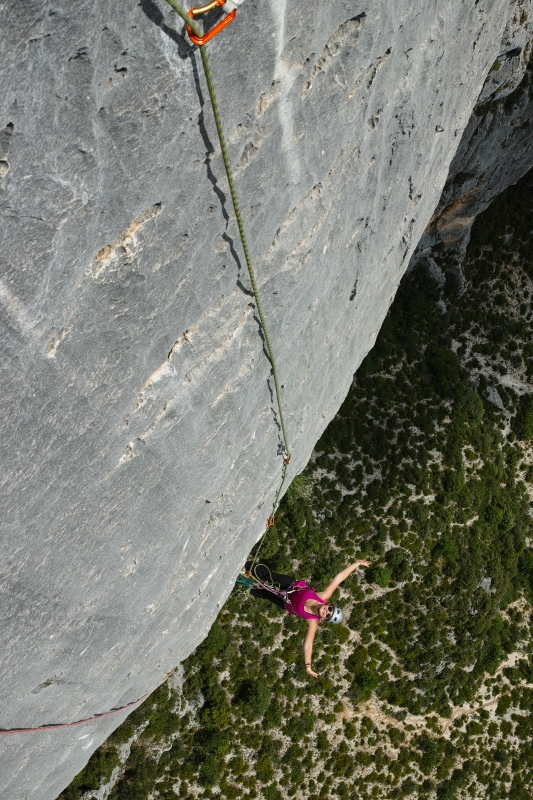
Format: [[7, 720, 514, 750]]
[[243, 559, 371, 678]]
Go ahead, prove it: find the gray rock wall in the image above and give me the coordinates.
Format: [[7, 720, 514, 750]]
[[0, 1, 519, 797], [412, 0, 533, 263]]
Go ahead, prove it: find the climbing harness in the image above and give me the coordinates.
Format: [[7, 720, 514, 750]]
[[165, 1, 292, 572], [238, 563, 311, 615]]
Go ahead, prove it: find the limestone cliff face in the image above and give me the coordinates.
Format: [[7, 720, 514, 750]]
[[0, 1, 526, 798], [413, 0, 533, 264]]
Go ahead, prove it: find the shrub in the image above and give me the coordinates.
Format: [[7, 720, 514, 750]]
[[442, 468, 465, 497], [109, 745, 157, 800], [59, 747, 121, 799], [385, 548, 412, 582], [417, 734, 443, 772], [264, 785, 283, 800], [196, 728, 231, 756], [196, 621, 228, 660], [236, 677, 271, 720], [255, 756, 274, 783], [437, 779, 459, 800], [198, 755, 220, 787], [263, 700, 283, 729], [367, 564, 393, 587], [108, 721, 135, 745], [348, 669, 380, 702], [424, 344, 462, 399], [145, 705, 181, 739], [513, 393, 533, 440], [200, 679, 232, 730], [284, 712, 315, 740], [287, 472, 314, 503]]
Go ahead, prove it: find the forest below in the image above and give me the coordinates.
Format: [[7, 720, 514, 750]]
[[60, 166, 533, 800]]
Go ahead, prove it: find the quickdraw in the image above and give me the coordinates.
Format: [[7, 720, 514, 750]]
[[186, 0, 236, 46]]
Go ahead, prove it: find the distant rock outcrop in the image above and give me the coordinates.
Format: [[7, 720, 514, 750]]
[[0, 1, 531, 798], [412, 0, 533, 264]]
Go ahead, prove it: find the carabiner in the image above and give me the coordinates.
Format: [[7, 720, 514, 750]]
[[186, 0, 236, 46]]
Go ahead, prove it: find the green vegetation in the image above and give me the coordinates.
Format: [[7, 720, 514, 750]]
[[514, 393, 533, 440], [58, 745, 121, 799], [60, 170, 533, 800]]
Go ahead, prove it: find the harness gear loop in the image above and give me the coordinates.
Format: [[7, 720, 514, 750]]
[[186, 0, 236, 46]]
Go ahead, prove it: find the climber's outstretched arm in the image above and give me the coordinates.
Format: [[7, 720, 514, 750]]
[[318, 560, 371, 602], [304, 618, 319, 678]]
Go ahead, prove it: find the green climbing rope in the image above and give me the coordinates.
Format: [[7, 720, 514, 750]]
[[200, 44, 291, 460], [164, 0, 201, 35], [236, 563, 284, 595], [163, 0, 292, 548]]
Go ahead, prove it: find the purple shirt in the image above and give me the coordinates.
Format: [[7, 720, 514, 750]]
[[285, 581, 324, 620]]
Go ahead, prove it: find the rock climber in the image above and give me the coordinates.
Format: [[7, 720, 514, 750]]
[[243, 559, 371, 678]]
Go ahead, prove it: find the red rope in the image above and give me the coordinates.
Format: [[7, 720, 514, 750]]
[[0, 669, 175, 736]]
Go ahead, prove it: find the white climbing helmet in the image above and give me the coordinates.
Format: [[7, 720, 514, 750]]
[[328, 605, 344, 625]]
